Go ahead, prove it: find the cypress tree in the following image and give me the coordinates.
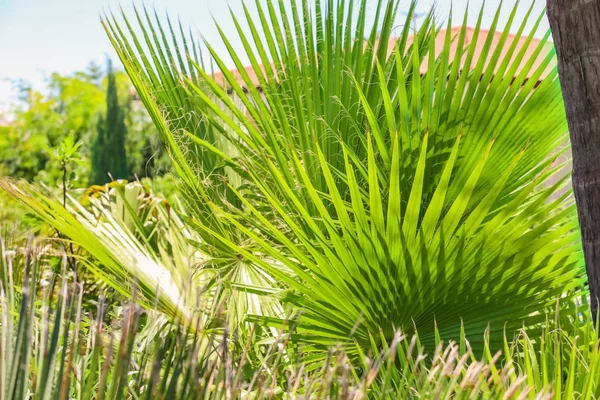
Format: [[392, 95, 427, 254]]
[[90, 59, 128, 185]]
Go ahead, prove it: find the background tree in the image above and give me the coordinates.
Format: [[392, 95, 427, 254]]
[[0, 74, 104, 184], [0, 68, 170, 188], [90, 59, 129, 185], [547, 0, 600, 320]]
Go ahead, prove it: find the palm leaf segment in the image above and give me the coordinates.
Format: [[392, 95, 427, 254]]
[[103, 0, 584, 352]]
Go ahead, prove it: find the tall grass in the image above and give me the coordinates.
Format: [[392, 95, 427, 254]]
[[1, 234, 599, 399]]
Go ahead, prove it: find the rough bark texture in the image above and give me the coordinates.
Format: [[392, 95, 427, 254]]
[[547, 0, 600, 321]]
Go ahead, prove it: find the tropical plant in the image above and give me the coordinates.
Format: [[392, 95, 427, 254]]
[[1, 181, 201, 317], [104, 0, 586, 349], [2, 0, 588, 359]]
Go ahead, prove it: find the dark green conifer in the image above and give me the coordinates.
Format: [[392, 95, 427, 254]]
[[89, 59, 128, 185]]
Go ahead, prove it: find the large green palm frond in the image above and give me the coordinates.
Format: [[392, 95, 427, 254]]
[[3, 0, 585, 355], [105, 0, 587, 352]]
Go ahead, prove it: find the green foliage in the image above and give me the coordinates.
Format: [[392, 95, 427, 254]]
[[90, 60, 129, 185], [0, 86, 95, 186], [1, 240, 599, 399], [45, 134, 83, 169], [0, 64, 171, 189], [98, 0, 586, 353], [0, 0, 592, 394], [45, 134, 85, 194]]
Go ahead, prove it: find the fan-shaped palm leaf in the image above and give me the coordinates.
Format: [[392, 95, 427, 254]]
[[3, 0, 586, 356], [101, 0, 587, 352]]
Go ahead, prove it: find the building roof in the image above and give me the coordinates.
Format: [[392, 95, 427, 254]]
[[211, 27, 554, 89], [417, 27, 555, 79]]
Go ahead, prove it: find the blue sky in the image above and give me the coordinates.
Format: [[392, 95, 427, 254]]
[[0, 0, 548, 114]]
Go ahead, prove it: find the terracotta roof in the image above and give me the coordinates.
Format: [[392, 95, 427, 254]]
[[212, 63, 275, 91], [211, 27, 554, 89], [414, 27, 555, 79]]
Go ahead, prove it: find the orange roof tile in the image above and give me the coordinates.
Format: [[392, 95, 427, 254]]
[[211, 27, 554, 89], [411, 27, 554, 78]]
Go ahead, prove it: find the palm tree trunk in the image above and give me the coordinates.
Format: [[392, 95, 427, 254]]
[[547, 0, 600, 322]]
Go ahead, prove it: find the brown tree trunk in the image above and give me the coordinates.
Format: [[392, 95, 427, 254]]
[[547, 0, 600, 322]]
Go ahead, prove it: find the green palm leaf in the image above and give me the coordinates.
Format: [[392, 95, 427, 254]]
[[3, 0, 586, 358], [102, 0, 582, 353]]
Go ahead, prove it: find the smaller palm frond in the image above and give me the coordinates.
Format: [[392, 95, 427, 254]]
[[1, 180, 198, 318], [0, 179, 285, 329]]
